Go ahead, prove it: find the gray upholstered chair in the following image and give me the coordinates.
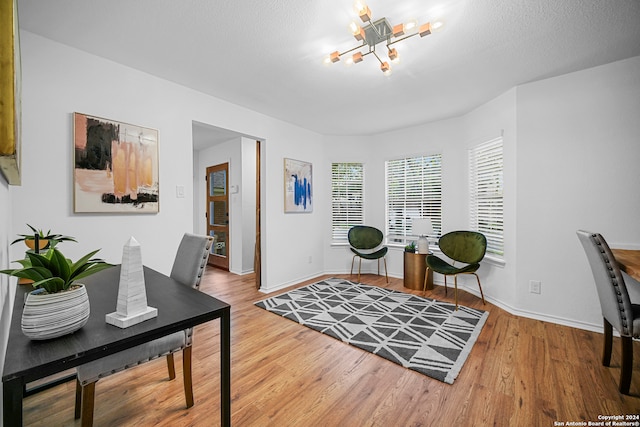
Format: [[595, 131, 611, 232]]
[[74, 233, 214, 426], [424, 230, 487, 309], [348, 226, 388, 283], [577, 230, 640, 394]]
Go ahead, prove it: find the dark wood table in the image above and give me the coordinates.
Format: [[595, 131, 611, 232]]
[[2, 266, 231, 426], [611, 249, 640, 281]]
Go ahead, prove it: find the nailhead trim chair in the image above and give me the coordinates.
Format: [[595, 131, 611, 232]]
[[348, 226, 389, 283], [576, 230, 640, 394], [74, 233, 214, 426], [424, 230, 487, 309]]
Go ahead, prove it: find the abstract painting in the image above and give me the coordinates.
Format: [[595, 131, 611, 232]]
[[284, 158, 312, 213], [73, 113, 159, 213]]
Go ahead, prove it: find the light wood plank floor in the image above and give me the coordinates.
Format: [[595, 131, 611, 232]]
[[23, 269, 640, 426]]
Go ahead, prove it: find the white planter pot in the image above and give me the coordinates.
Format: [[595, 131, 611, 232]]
[[21, 284, 91, 340]]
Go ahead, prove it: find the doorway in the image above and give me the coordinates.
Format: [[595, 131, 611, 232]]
[[206, 162, 229, 270]]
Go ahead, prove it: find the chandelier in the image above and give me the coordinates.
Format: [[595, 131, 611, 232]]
[[324, 1, 440, 76]]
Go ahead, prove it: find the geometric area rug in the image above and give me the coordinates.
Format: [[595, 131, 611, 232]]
[[255, 278, 489, 384]]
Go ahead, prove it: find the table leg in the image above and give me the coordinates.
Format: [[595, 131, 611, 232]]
[[221, 307, 231, 427], [3, 377, 23, 426]]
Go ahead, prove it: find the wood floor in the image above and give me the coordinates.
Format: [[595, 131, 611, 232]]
[[23, 269, 640, 426]]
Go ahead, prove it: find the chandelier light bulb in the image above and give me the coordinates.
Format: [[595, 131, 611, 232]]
[[432, 21, 444, 31], [354, 1, 367, 15], [404, 19, 418, 32]]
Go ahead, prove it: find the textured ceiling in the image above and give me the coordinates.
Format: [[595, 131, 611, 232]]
[[17, 0, 640, 137]]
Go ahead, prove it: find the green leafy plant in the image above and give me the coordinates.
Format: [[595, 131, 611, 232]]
[[11, 224, 77, 250], [0, 248, 113, 293], [404, 241, 416, 252]]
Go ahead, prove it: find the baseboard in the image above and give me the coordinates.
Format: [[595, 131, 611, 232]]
[[448, 281, 603, 334], [259, 271, 325, 294], [298, 270, 605, 334]]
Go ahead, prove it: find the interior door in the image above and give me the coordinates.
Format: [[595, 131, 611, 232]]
[[206, 163, 229, 270]]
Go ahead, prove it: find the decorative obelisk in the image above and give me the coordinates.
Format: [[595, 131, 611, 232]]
[[106, 237, 158, 328]]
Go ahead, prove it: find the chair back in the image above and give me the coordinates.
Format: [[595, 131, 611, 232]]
[[348, 226, 384, 250], [170, 233, 214, 290], [438, 231, 487, 264], [576, 230, 633, 336]]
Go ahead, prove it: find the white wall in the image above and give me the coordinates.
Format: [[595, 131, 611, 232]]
[[240, 137, 257, 273], [515, 55, 640, 329]]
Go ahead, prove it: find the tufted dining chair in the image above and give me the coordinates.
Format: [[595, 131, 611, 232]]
[[576, 230, 640, 394], [74, 233, 214, 426], [348, 226, 389, 283], [424, 231, 487, 309]]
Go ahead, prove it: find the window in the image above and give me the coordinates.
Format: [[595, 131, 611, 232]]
[[469, 137, 504, 257], [331, 162, 364, 241], [385, 154, 442, 245]]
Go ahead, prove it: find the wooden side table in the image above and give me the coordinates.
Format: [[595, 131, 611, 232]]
[[404, 251, 433, 291]]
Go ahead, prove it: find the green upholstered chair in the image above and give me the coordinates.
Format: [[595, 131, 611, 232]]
[[348, 226, 388, 283], [424, 230, 487, 309]]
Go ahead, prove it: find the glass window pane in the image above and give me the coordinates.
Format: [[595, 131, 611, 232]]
[[209, 201, 227, 226], [210, 230, 227, 257], [209, 170, 227, 197]]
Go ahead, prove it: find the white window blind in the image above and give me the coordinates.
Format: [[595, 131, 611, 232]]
[[469, 137, 504, 256], [385, 154, 442, 244], [331, 162, 364, 241]]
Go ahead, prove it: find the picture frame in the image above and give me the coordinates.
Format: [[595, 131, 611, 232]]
[[0, 0, 22, 185], [73, 112, 159, 213], [284, 158, 312, 213]]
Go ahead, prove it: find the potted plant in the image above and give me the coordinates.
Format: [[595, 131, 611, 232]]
[[404, 241, 416, 253], [0, 247, 113, 340], [11, 224, 77, 252]]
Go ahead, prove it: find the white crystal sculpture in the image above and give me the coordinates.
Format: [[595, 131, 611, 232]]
[[106, 236, 158, 328]]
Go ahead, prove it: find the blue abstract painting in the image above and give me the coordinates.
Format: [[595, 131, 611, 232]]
[[284, 158, 313, 213]]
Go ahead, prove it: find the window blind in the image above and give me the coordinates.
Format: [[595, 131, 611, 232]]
[[469, 137, 504, 256], [331, 162, 364, 241], [385, 154, 442, 244]]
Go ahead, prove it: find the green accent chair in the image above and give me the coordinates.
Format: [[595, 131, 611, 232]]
[[424, 230, 487, 309], [348, 226, 388, 283]]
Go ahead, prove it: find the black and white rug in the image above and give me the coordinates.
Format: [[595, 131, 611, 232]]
[[255, 278, 489, 384]]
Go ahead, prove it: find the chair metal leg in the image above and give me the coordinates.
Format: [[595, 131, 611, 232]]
[[603, 318, 613, 367], [358, 257, 362, 283], [444, 275, 448, 295], [377, 258, 380, 276], [183, 346, 195, 407], [620, 336, 633, 394], [453, 275, 459, 310], [350, 255, 357, 277], [167, 353, 176, 380], [423, 267, 430, 296], [80, 381, 96, 427], [472, 273, 486, 304], [383, 257, 388, 283]]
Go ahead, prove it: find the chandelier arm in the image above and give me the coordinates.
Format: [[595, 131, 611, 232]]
[[372, 50, 384, 65], [387, 32, 419, 47], [338, 43, 367, 58]]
